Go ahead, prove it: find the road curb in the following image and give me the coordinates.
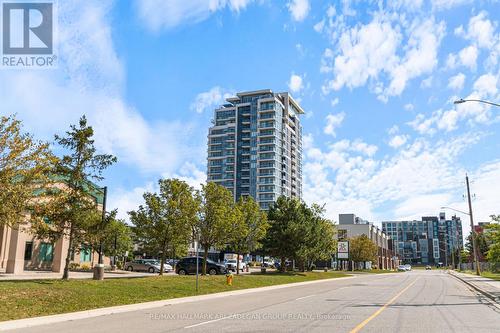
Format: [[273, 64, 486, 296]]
[[0, 275, 355, 331], [448, 271, 500, 306]]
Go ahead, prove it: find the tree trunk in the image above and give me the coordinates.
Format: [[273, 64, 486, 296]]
[[236, 252, 240, 275], [280, 256, 286, 273], [62, 224, 74, 280], [91, 246, 94, 268], [159, 252, 165, 276], [203, 247, 209, 275]]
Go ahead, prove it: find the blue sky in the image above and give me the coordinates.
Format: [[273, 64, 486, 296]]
[[1, 0, 499, 237]]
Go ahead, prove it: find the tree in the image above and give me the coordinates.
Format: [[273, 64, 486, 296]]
[[263, 196, 305, 272], [87, 210, 133, 267], [32, 116, 116, 280], [129, 179, 199, 275], [0, 115, 55, 227], [197, 182, 234, 275], [465, 231, 489, 261], [485, 215, 500, 272], [302, 205, 337, 270], [349, 235, 378, 269], [229, 196, 268, 274]]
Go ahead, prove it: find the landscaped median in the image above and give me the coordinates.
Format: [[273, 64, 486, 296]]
[[0, 271, 349, 321]]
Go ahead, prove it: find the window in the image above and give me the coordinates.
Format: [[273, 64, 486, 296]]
[[80, 246, 91, 262], [24, 242, 33, 260], [39, 243, 53, 262], [338, 230, 347, 240]]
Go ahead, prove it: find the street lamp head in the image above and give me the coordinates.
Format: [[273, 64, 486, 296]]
[[454, 99, 466, 105]]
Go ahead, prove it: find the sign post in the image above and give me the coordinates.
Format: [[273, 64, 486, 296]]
[[337, 241, 349, 270]]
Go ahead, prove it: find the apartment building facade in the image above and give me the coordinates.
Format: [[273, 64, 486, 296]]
[[337, 214, 395, 270], [207, 89, 303, 209], [382, 213, 463, 265]]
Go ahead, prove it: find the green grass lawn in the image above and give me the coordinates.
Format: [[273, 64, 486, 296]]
[[459, 270, 500, 281], [0, 271, 348, 322]]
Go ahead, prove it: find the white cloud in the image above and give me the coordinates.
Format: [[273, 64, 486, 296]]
[[322, 15, 401, 93], [389, 135, 409, 149], [473, 73, 498, 96], [408, 72, 499, 134], [108, 183, 157, 222], [463, 11, 498, 49], [165, 162, 207, 190], [448, 73, 466, 90], [431, 0, 471, 11], [458, 45, 478, 70], [190, 86, 233, 113], [331, 98, 339, 107], [0, 0, 207, 177], [288, 0, 310, 22], [135, 0, 254, 31], [323, 112, 346, 137], [288, 74, 304, 93], [320, 11, 445, 102], [303, 131, 484, 223], [404, 103, 414, 111]]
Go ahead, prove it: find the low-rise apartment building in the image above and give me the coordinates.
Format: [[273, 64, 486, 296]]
[[0, 181, 110, 274], [337, 214, 395, 270]]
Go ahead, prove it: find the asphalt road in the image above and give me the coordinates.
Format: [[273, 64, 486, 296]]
[[8, 270, 500, 333]]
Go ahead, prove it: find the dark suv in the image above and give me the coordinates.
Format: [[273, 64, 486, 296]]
[[175, 257, 226, 275]]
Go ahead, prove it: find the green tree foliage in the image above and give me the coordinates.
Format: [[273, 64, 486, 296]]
[[197, 182, 235, 275], [485, 215, 500, 272], [0, 115, 56, 227], [264, 196, 336, 272], [32, 116, 116, 280], [129, 178, 199, 275], [465, 231, 489, 260], [87, 209, 133, 265], [229, 196, 269, 274], [263, 196, 305, 272], [349, 234, 378, 266]]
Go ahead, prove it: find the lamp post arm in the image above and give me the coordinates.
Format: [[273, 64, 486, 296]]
[[454, 99, 500, 107]]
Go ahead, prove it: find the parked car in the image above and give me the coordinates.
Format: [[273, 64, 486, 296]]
[[225, 259, 246, 272], [404, 264, 412, 271], [166, 259, 179, 268], [425, 265, 432, 270], [397, 265, 407, 271], [263, 260, 274, 268], [175, 257, 226, 275], [125, 259, 173, 273]]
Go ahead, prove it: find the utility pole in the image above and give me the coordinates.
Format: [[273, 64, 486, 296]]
[[466, 174, 480, 275]]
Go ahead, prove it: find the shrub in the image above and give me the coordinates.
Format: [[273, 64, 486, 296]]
[[80, 263, 91, 271], [69, 263, 80, 270]]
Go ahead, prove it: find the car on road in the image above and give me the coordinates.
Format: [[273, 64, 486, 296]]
[[425, 265, 432, 270], [397, 265, 407, 271], [176, 257, 226, 275], [404, 264, 412, 271], [225, 259, 246, 272], [125, 259, 173, 273]]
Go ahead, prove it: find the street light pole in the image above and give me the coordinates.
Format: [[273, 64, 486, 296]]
[[466, 175, 481, 276], [454, 98, 500, 107], [98, 186, 107, 265], [93, 186, 107, 280]]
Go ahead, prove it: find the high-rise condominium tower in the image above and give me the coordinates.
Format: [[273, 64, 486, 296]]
[[207, 89, 303, 209]]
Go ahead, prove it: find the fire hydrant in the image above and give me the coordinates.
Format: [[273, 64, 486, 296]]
[[226, 272, 233, 286]]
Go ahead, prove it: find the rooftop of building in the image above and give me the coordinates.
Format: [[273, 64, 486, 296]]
[[221, 89, 305, 114]]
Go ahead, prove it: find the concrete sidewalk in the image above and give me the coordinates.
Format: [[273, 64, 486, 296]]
[[0, 270, 154, 281], [449, 270, 500, 303]]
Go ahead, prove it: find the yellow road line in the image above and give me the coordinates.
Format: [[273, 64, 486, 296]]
[[349, 278, 419, 333]]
